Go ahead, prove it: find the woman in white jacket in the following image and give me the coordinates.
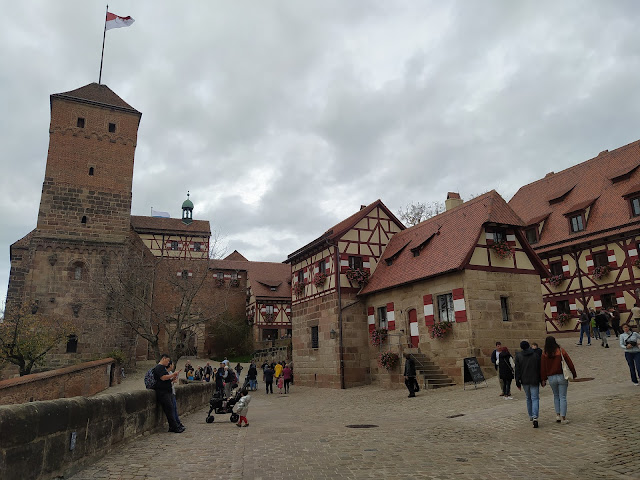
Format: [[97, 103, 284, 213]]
[[620, 324, 640, 386], [235, 390, 251, 427]]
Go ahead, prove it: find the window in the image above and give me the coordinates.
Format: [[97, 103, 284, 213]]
[[557, 300, 570, 315], [348, 256, 363, 270], [500, 297, 510, 322], [297, 270, 304, 284], [592, 251, 608, 267], [493, 230, 506, 243], [81, 216, 87, 224], [77, 117, 85, 128], [217, 272, 224, 280], [601, 293, 616, 310], [311, 326, 319, 349], [437, 293, 455, 323], [570, 214, 584, 232], [171, 241, 178, 251], [66, 335, 78, 353], [525, 227, 538, 244], [265, 305, 274, 315], [74, 265, 82, 280], [318, 259, 326, 274], [108, 123, 116, 133], [631, 197, 640, 217], [549, 262, 563, 277], [88, 167, 94, 176], [181, 269, 189, 279], [231, 272, 238, 280], [193, 242, 201, 252], [377, 306, 388, 329]]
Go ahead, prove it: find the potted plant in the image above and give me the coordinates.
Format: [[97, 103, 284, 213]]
[[215, 278, 225, 288], [634, 258, 640, 269], [294, 282, 306, 297], [557, 313, 571, 327], [592, 265, 610, 280], [430, 321, 453, 339], [313, 272, 328, 288], [345, 268, 370, 286], [230, 278, 240, 288], [490, 240, 513, 259], [378, 351, 399, 371], [370, 328, 388, 347], [548, 274, 565, 287]]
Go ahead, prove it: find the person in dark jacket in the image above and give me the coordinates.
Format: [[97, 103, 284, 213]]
[[247, 363, 258, 391], [595, 310, 611, 348], [609, 307, 621, 337], [531, 342, 543, 359], [264, 365, 275, 394], [498, 347, 514, 399], [490, 341, 504, 395], [515, 341, 541, 428], [214, 362, 225, 395], [403, 353, 417, 398]]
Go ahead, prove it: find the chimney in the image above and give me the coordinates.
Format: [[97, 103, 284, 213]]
[[445, 192, 463, 211], [360, 205, 367, 210]]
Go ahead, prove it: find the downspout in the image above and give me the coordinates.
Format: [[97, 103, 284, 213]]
[[332, 239, 346, 389], [574, 248, 587, 310]]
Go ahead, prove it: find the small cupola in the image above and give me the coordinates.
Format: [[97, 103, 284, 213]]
[[182, 191, 194, 225]]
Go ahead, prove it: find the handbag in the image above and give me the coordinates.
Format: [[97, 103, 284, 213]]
[[559, 350, 571, 381]]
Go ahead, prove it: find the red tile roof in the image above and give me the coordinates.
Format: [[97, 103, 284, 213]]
[[130, 216, 211, 235], [286, 199, 405, 262], [509, 139, 640, 253], [245, 262, 292, 300], [224, 250, 248, 261], [52, 83, 140, 114], [361, 191, 529, 295]]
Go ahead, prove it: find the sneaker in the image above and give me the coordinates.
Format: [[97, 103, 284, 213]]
[[556, 414, 561, 423], [499, 393, 505, 396], [408, 394, 416, 398], [605, 345, 609, 348], [575, 343, 582, 346], [633, 382, 639, 386], [561, 419, 570, 425], [506, 396, 513, 399], [533, 420, 539, 428], [586, 343, 591, 346], [243, 424, 249, 427]]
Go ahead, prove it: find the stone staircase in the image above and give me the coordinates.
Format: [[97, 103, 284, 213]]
[[409, 352, 456, 389]]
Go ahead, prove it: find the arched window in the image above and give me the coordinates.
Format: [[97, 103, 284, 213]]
[[89, 167, 94, 176], [72, 262, 84, 280], [66, 335, 78, 353], [81, 216, 87, 224]]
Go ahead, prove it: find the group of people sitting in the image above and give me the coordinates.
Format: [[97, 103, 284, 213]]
[[183, 359, 244, 386]]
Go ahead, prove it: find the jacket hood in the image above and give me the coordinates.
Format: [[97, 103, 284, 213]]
[[520, 348, 535, 357]]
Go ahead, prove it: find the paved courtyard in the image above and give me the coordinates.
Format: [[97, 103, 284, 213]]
[[72, 337, 639, 480]]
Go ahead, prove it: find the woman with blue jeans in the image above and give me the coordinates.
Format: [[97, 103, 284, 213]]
[[620, 324, 640, 385], [540, 336, 577, 425], [515, 340, 541, 428]]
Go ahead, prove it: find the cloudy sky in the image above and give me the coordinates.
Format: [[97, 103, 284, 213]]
[[2, 1, 640, 306]]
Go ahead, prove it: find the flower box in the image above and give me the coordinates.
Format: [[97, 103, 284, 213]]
[[294, 283, 306, 297], [489, 240, 513, 259], [378, 351, 399, 371], [313, 272, 328, 288], [370, 328, 388, 347], [430, 321, 453, 339], [548, 274, 565, 287], [634, 258, 640, 269], [557, 313, 571, 326], [230, 279, 240, 288], [215, 278, 225, 288], [592, 265, 610, 280], [345, 268, 370, 286], [264, 313, 274, 323]]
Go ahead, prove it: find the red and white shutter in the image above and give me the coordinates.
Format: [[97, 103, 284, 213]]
[[367, 307, 375, 333], [452, 288, 467, 322], [285, 306, 292, 318], [549, 300, 557, 318], [423, 295, 434, 326], [628, 244, 639, 260], [485, 230, 495, 246], [569, 299, 577, 315], [617, 292, 627, 311], [562, 260, 570, 278], [340, 253, 349, 273], [506, 230, 517, 247], [593, 295, 602, 309], [409, 309, 419, 348], [387, 302, 395, 330], [585, 254, 594, 274], [607, 250, 618, 268]]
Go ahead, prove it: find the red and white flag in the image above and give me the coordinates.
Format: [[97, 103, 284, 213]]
[[105, 12, 135, 30]]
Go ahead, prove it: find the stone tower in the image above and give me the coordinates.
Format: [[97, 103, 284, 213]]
[[6, 83, 144, 369]]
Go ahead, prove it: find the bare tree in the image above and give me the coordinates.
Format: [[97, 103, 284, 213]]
[[397, 201, 445, 227]]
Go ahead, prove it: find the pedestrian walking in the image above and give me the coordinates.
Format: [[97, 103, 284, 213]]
[[540, 336, 577, 425], [490, 341, 504, 395], [515, 341, 541, 428], [595, 310, 611, 348], [277, 375, 284, 394], [264, 364, 275, 394], [403, 353, 417, 398], [152, 354, 184, 433], [631, 303, 640, 329], [247, 362, 258, 391], [620, 324, 640, 386], [234, 389, 251, 427], [576, 309, 592, 346], [609, 307, 621, 338], [235, 362, 243, 384], [498, 347, 515, 399], [282, 364, 292, 393]]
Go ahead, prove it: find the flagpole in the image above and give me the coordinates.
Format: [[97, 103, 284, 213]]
[[98, 5, 108, 84]]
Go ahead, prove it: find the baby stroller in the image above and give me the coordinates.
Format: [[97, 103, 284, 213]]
[[205, 378, 249, 423]]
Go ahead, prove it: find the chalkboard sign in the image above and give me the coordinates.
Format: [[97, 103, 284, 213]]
[[463, 357, 487, 389]]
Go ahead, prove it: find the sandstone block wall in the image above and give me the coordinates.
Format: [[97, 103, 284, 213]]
[[0, 382, 213, 480]]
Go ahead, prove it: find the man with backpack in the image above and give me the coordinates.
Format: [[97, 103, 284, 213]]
[[152, 354, 184, 433]]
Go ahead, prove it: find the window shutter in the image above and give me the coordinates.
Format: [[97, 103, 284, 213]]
[[549, 300, 557, 318], [452, 288, 467, 322], [506, 229, 516, 247], [367, 307, 375, 333], [423, 295, 434, 326], [386, 303, 395, 330], [562, 260, 570, 278], [593, 294, 601, 309], [585, 254, 594, 274], [569, 299, 577, 315], [607, 249, 617, 268], [627, 243, 639, 259], [616, 292, 627, 311]]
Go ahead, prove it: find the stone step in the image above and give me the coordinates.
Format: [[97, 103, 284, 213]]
[[419, 372, 450, 379]]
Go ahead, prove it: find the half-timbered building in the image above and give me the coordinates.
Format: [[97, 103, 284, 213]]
[[509, 141, 640, 332], [245, 262, 292, 342], [286, 200, 405, 388], [360, 191, 548, 385]]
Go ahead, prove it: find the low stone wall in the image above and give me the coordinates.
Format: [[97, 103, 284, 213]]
[[0, 381, 214, 480], [252, 345, 291, 366], [0, 358, 119, 406]]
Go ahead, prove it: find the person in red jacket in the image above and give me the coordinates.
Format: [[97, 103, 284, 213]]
[[540, 336, 577, 425]]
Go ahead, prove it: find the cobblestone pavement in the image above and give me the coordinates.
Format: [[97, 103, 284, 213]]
[[71, 339, 640, 480]]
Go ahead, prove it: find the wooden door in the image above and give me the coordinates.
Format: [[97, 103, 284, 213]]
[[408, 309, 419, 348]]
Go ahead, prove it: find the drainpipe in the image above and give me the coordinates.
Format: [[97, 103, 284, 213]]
[[332, 240, 346, 389]]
